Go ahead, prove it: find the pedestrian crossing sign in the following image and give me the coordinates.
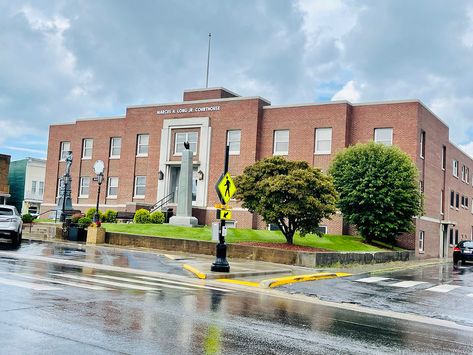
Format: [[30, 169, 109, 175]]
[[216, 172, 236, 204]]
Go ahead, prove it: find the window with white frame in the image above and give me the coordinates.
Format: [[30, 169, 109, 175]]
[[441, 145, 446, 170], [419, 231, 425, 252], [134, 176, 146, 197], [79, 177, 90, 197], [110, 137, 121, 158], [453, 159, 458, 177], [420, 131, 425, 159], [60, 141, 71, 161], [31, 181, 37, 194], [273, 130, 289, 155], [467, 167, 470, 184], [82, 138, 93, 159], [175, 132, 198, 155], [57, 178, 62, 198], [227, 130, 241, 155], [462, 165, 466, 181], [374, 128, 393, 146], [315, 128, 332, 154], [39, 181, 44, 195], [136, 134, 149, 156], [107, 177, 119, 197], [440, 190, 444, 215], [450, 190, 455, 208]]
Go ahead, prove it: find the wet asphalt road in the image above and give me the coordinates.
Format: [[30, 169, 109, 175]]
[[0, 241, 472, 354], [282, 262, 473, 328]]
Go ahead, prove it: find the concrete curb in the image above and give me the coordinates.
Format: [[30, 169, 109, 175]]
[[183, 264, 207, 279], [260, 272, 352, 288]]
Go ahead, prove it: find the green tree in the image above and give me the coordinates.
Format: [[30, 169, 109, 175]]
[[234, 156, 338, 244], [329, 142, 422, 245]]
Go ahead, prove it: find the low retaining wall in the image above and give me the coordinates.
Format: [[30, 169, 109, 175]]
[[106, 232, 414, 267]]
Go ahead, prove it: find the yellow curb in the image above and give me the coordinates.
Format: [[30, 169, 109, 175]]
[[260, 272, 351, 288], [183, 264, 207, 279], [216, 279, 260, 287]]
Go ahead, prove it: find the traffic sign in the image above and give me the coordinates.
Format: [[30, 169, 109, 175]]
[[216, 208, 232, 220], [215, 172, 236, 204]]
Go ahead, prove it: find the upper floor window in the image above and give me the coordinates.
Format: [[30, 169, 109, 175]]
[[419, 231, 425, 252], [107, 177, 119, 198], [315, 128, 332, 155], [79, 177, 90, 198], [441, 145, 446, 170], [227, 130, 241, 155], [273, 130, 289, 155], [31, 181, 37, 194], [453, 159, 459, 177], [462, 165, 466, 181], [137, 134, 149, 156], [134, 176, 146, 197], [82, 138, 93, 159], [374, 128, 393, 146], [175, 132, 198, 155], [60, 141, 71, 161], [110, 137, 121, 158], [38, 181, 44, 195], [420, 131, 425, 159], [450, 190, 455, 208]]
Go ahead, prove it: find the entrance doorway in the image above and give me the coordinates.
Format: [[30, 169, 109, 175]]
[[168, 166, 198, 203]]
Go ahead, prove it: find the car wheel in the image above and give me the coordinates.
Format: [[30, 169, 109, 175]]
[[461, 259, 466, 266], [11, 232, 20, 248]]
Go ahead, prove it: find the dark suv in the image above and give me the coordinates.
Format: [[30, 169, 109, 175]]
[[453, 240, 473, 266]]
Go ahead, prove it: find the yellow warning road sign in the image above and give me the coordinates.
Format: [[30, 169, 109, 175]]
[[216, 172, 236, 204], [217, 209, 232, 220]]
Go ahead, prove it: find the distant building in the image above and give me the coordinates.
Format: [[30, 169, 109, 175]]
[[42, 87, 473, 259], [8, 158, 46, 215], [0, 154, 11, 205]]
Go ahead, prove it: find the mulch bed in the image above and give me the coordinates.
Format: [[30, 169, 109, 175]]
[[236, 242, 329, 253]]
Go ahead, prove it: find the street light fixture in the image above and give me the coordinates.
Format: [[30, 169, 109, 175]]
[[93, 160, 105, 224]]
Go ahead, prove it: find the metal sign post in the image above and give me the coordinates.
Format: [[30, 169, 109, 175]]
[[211, 144, 233, 272]]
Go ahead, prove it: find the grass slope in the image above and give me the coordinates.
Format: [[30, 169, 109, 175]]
[[102, 223, 384, 252]]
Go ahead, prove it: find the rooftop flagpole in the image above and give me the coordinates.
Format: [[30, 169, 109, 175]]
[[205, 33, 211, 88]]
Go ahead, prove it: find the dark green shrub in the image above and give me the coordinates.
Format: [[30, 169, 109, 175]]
[[22, 214, 34, 223], [78, 217, 93, 228], [134, 209, 150, 224], [103, 210, 118, 223], [150, 211, 165, 224]]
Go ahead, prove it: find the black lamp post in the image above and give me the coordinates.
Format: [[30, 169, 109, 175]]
[[93, 160, 105, 224]]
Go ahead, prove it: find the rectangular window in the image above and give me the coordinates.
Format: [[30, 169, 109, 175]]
[[107, 177, 119, 198], [467, 197, 469, 208], [449, 228, 454, 245], [441, 145, 446, 170], [273, 130, 289, 155], [453, 160, 458, 177], [461, 195, 465, 207], [57, 178, 62, 198], [462, 165, 466, 182], [455, 230, 459, 245], [82, 138, 93, 159], [315, 128, 332, 154], [175, 132, 198, 155], [456, 192, 460, 209], [60, 141, 71, 161], [110, 137, 121, 158], [137, 134, 149, 156], [467, 167, 470, 184], [227, 130, 241, 155], [440, 190, 444, 215], [39, 181, 44, 195], [450, 190, 455, 208], [420, 131, 425, 159], [419, 231, 424, 252], [79, 177, 90, 197], [374, 128, 393, 146], [31, 181, 37, 194], [134, 176, 146, 197]]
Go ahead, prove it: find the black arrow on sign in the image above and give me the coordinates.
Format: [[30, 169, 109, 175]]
[[223, 212, 229, 218]]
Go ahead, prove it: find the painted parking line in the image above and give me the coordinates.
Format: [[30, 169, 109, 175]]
[[53, 274, 158, 291], [94, 274, 195, 291], [390, 281, 428, 288], [425, 284, 461, 293], [356, 277, 391, 283], [0, 276, 61, 291]]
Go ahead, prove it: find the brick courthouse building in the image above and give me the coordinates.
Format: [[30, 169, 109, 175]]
[[42, 87, 473, 258]]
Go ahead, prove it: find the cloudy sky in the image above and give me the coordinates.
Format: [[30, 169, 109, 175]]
[[1, 0, 473, 160]]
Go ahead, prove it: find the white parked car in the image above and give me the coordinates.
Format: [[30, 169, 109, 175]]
[[0, 205, 23, 246]]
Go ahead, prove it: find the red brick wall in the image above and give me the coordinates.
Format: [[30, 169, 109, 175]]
[[0, 154, 10, 193], [183, 88, 238, 101]]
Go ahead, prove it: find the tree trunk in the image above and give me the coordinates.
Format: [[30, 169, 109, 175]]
[[284, 231, 295, 244]]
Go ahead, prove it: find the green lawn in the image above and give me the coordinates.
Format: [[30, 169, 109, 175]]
[[102, 223, 384, 252]]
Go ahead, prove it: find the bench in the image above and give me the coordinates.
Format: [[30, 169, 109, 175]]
[[116, 212, 135, 223]]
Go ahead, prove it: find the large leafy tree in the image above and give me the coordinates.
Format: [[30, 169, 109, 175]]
[[329, 142, 422, 245], [234, 156, 338, 244]]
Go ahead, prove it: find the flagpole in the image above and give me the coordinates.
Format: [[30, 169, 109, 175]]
[[205, 33, 211, 88]]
